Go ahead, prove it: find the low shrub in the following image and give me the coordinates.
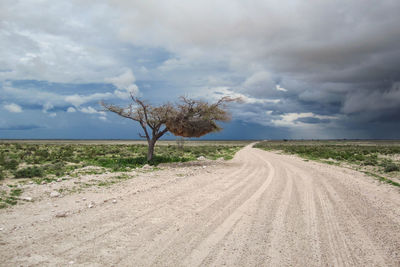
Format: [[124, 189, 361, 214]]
[[10, 188, 23, 197], [3, 159, 19, 170], [14, 166, 44, 178], [383, 162, 400, 173], [362, 156, 378, 166]]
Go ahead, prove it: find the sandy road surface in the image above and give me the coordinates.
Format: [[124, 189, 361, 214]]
[[1, 144, 400, 266]]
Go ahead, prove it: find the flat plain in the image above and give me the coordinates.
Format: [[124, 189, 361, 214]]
[[0, 140, 399, 266]]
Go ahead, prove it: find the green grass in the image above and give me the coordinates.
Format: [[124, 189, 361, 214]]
[[0, 141, 244, 179], [0, 141, 245, 207], [255, 140, 400, 188], [362, 171, 400, 187], [0, 188, 23, 208]]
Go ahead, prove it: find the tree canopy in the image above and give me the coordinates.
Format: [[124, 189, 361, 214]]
[[166, 96, 239, 138]]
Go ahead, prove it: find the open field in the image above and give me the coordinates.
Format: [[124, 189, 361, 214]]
[[0, 139, 252, 146], [0, 140, 249, 209], [0, 143, 399, 266], [255, 140, 400, 187]]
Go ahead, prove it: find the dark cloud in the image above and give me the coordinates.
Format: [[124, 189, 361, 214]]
[[0, 124, 42, 131], [1, 0, 399, 139]]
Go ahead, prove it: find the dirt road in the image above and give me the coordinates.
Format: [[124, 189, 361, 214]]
[[1, 144, 399, 266]]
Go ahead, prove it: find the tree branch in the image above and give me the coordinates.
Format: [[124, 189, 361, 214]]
[[155, 127, 169, 140]]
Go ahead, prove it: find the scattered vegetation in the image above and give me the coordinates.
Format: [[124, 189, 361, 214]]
[[0, 141, 245, 208], [255, 140, 400, 187], [0, 187, 23, 209], [0, 142, 244, 178]]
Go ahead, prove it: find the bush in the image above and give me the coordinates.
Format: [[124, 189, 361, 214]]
[[44, 162, 66, 176], [3, 159, 19, 170], [384, 162, 400, 173], [0, 169, 4, 180], [14, 166, 44, 178], [362, 156, 378, 166]]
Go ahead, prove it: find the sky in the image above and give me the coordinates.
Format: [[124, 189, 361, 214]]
[[1, 0, 400, 140]]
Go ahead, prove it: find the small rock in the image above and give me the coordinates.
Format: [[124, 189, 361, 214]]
[[57, 178, 62, 182], [41, 181, 47, 185], [202, 166, 207, 169], [112, 199, 117, 204], [29, 181, 34, 184], [82, 198, 86, 201], [50, 191, 60, 198], [22, 197, 33, 202], [197, 156, 206, 161], [56, 212, 67, 218], [0, 227, 3, 231], [69, 260, 74, 264], [142, 164, 151, 169], [88, 202, 94, 208]]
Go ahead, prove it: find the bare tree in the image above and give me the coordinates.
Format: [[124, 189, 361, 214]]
[[101, 95, 174, 161]]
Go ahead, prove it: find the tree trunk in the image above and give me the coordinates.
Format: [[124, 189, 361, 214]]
[[147, 140, 155, 161]]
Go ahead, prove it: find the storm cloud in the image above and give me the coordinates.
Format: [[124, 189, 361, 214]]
[[1, 0, 399, 139]]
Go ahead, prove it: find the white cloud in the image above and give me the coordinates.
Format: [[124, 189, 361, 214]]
[[42, 102, 54, 113], [200, 86, 280, 105], [105, 69, 135, 90], [1, 84, 115, 116], [67, 107, 76, 113], [0, 0, 121, 83], [276, 85, 287, 92], [4, 103, 22, 113], [271, 112, 337, 127], [79, 106, 106, 115], [65, 92, 113, 107], [105, 69, 140, 99], [39, 102, 57, 117]]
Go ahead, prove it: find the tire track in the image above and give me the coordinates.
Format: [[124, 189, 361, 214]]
[[115, 162, 267, 266], [49, 153, 251, 257], [22, 150, 251, 261], [317, 187, 356, 266], [277, 155, 398, 266], [181, 152, 275, 267], [264, 168, 293, 267], [136, 149, 270, 266], [207, 160, 289, 266], [320, 180, 389, 266], [55, 145, 264, 265]]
